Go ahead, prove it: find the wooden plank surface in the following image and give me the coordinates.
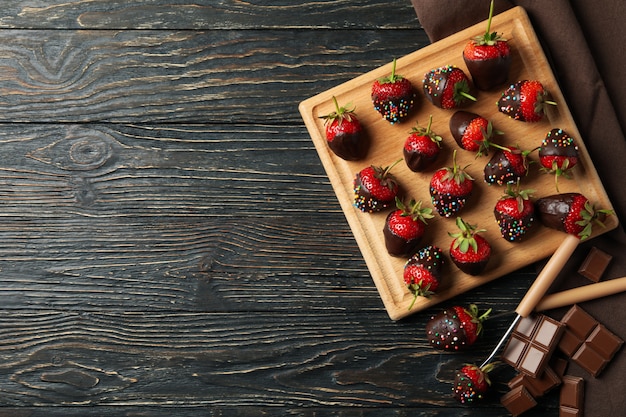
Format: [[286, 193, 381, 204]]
[[0, 1, 604, 416]]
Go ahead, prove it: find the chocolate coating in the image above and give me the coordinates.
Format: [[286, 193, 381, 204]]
[[494, 210, 535, 242], [328, 130, 369, 161], [536, 193, 577, 232], [464, 54, 511, 91], [484, 148, 523, 185], [449, 111, 480, 145], [539, 128, 578, 158], [426, 308, 469, 351], [383, 211, 421, 257], [403, 147, 438, 172], [452, 257, 489, 276]]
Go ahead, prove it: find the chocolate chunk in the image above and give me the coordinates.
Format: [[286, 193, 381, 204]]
[[560, 375, 584, 409], [560, 304, 597, 340], [586, 324, 624, 359], [572, 342, 609, 377], [578, 246, 612, 282], [501, 315, 564, 378], [559, 304, 624, 377], [508, 365, 561, 398], [501, 385, 537, 417]]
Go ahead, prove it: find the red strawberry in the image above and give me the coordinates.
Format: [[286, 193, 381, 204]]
[[484, 145, 533, 185], [371, 59, 417, 124], [403, 115, 443, 172], [449, 217, 492, 275], [449, 111, 502, 156], [320, 96, 369, 161], [353, 159, 401, 212], [404, 245, 445, 309], [426, 304, 492, 351], [494, 184, 536, 242], [538, 128, 579, 191], [453, 364, 494, 404], [536, 193, 614, 240], [497, 80, 557, 122], [429, 150, 474, 217], [383, 197, 434, 257], [423, 65, 477, 109], [463, 0, 511, 90]]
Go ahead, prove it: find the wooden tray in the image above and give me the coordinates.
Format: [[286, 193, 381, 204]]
[[298, 7, 618, 321]]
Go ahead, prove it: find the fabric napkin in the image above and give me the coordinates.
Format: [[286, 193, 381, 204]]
[[410, 0, 626, 415]]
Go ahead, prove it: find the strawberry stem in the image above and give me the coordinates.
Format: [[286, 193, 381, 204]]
[[485, 0, 495, 36]]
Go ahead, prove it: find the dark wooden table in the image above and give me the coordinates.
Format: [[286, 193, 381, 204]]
[[0, 1, 593, 415]]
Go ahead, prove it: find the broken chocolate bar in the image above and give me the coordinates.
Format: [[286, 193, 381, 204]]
[[501, 314, 565, 378], [578, 246, 612, 282], [558, 304, 624, 377]]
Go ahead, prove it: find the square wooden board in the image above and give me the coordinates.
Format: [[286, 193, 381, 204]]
[[299, 7, 618, 320]]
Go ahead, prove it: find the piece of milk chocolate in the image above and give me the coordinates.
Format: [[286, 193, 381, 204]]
[[578, 246, 612, 282], [501, 385, 537, 417], [502, 314, 565, 378], [558, 304, 624, 377], [560, 375, 584, 416], [508, 365, 561, 398]]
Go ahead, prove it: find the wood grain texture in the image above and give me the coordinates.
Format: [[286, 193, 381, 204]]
[[0, 29, 426, 123], [0, 0, 567, 415], [0, 0, 422, 30]]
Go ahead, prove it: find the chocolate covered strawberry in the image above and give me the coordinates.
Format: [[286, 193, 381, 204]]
[[484, 145, 533, 185], [426, 304, 492, 351], [353, 159, 401, 213], [403, 115, 443, 172], [538, 128, 579, 191], [463, 0, 511, 90], [453, 364, 494, 404], [449, 217, 491, 275], [383, 197, 434, 257], [404, 245, 445, 309], [494, 184, 536, 242], [430, 150, 474, 217], [423, 65, 477, 109], [497, 80, 557, 122], [449, 111, 502, 157], [371, 59, 417, 124], [320, 96, 369, 161], [536, 193, 613, 240]]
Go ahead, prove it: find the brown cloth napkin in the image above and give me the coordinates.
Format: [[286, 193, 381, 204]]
[[411, 0, 626, 415]]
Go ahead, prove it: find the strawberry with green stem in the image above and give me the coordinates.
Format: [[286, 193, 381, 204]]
[[536, 193, 614, 240], [449, 111, 503, 157], [353, 159, 402, 213], [426, 304, 492, 351], [484, 144, 535, 185], [497, 80, 557, 122], [494, 182, 536, 242], [320, 96, 369, 161], [371, 58, 417, 124], [463, 0, 511, 90], [453, 363, 495, 404], [403, 115, 443, 172], [383, 197, 434, 257], [538, 128, 579, 192], [423, 65, 477, 109], [449, 217, 492, 275], [404, 245, 445, 310], [430, 150, 474, 217]]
